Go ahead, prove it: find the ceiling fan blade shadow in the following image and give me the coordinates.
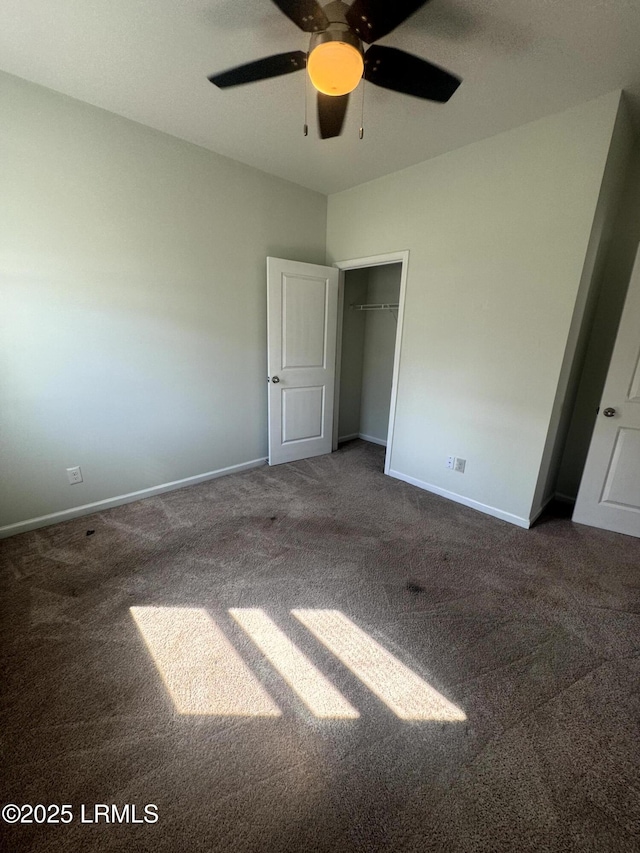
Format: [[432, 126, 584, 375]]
[[270, 0, 329, 32], [346, 0, 431, 43], [364, 46, 461, 102], [209, 51, 307, 88], [318, 93, 349, 139]]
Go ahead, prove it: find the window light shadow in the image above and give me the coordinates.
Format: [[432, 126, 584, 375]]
[[230, 608, 359, 719], [130, 606, 281, 717], [130, 606, 466, 723], [291, 609, 466, 722]]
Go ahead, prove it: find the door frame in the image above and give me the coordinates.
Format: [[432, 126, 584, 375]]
[[332, 251, 410, 476]]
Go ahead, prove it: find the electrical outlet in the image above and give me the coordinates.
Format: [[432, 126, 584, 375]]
[[446, 456, 455, 469], [454, 457, 466, 473], [66, 466, 83, 485]]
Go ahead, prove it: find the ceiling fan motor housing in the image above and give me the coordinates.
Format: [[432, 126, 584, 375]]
[[309, 25, 362, 57], [312, 0, 363, 59], [308, 2, 364, 96], [320, 0, 352, 28]]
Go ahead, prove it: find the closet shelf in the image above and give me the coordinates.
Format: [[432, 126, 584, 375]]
[[351, 303, 400, 311]]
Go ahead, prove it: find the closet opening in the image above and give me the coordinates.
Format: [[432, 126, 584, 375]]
[[332, 253, 408, 474]]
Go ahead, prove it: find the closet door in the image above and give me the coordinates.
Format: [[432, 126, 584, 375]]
[[267, 257, 339, 465]]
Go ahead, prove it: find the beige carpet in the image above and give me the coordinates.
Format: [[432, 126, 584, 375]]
[[1, 440, 639, 852]]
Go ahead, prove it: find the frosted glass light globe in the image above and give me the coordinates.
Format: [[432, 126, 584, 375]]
[[308, 41, 364, 96]]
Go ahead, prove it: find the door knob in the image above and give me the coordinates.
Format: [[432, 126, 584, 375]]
[[603, 407, 616, 417], [271, 376, 280, 384]]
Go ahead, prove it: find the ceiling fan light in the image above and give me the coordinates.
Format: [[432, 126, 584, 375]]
[[308, 41, 364, 97]]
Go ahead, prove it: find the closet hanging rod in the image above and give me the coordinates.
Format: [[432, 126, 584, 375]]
[[350, 303, 400, 311]]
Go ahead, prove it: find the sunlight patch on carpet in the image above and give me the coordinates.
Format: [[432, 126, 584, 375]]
[[291, 609, 466, 722], [130, 606, 281, 716], [230, 608, 359, 719]]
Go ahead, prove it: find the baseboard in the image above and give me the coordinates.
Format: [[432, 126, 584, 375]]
[[338, 433, 388, 447], [0, 457, 268, 539], [554, 492, 576, 505], [387, 469, 531, 528], [358, 433, 387, 447], [528, 494, 555, 526]]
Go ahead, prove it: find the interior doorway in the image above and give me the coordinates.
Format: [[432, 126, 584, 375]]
[[332, 252, 409, 475]]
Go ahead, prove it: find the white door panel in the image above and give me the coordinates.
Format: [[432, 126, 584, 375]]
[[267, 258, 339, 465], [573, 245, 640, 537], [282, 386, 325, 442]]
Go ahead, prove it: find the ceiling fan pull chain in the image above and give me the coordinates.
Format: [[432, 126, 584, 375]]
[[359, 78, 365, 139]]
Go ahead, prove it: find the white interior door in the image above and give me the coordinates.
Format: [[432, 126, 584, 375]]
[[572, 245, 640, 537], [267, 257, 339, 465]]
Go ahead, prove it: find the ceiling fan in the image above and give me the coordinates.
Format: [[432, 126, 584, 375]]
[[208, 0, 462, 139]]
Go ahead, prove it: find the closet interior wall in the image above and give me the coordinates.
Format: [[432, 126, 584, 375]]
[[338, 263, 402, 446]]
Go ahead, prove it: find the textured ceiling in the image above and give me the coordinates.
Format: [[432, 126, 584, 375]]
[[2, 0, 640, 194]]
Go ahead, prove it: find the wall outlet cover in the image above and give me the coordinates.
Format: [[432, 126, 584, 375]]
[[66, 466, 83, 485]]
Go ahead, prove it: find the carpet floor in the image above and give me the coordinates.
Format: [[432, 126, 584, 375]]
[[0, 440, 639, 852]]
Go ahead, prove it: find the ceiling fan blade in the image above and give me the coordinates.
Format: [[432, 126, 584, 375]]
[[346, 0, 431, 44], [270, 0, 329, 33], [318, 93, 349, 139], [209, 51, 307, 88], [364, 46, 461, 102]]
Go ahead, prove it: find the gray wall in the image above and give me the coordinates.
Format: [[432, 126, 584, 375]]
[[0, 72, 327, 531], [328, 92, 623, 525], [1, 70, 631, 534], [531, 96, 636, 513], [555, 143, 640, 499]]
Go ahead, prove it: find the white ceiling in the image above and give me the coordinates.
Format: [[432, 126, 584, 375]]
[[2, 0, 640, 194]]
